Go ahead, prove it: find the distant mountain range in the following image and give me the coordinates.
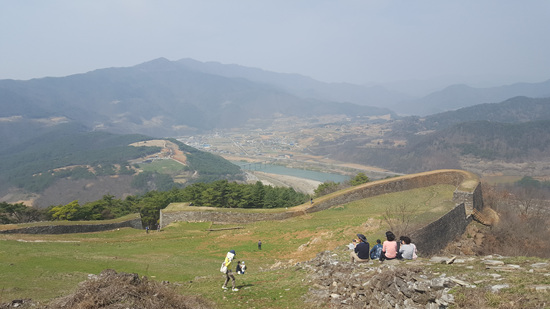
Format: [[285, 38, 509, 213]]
[[3, 57, 548, 138], [393, 97, 550, 133], [396, 81, 550, 116], [310, 96, 550, 175], [175, 58, 412, 110], [175, 58, 550, 116], [1, 57, 550, 203], [0, 58, 394, 137]]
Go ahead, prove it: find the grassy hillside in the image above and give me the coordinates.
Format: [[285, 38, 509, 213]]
[[0, 124, 244, 208], [0, 122, 158, 193], [0, 184, 455, 308], [313, 97, 550, 174]]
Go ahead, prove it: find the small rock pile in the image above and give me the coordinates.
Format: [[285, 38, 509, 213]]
[[299, 251, 459, 309]]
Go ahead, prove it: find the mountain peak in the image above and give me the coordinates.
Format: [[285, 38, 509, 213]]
[[134, 58, 177, 71]]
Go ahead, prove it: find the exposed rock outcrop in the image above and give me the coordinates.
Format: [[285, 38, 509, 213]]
[[300, 251, 457, 308], [299, 249, 550, 308]]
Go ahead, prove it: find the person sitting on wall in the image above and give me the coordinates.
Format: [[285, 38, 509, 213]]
[[379, 231, 398, 261], [350, 234, 370, 263], [397, 236, 417, 260]]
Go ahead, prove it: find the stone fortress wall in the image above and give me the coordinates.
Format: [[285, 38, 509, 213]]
[[161, 169, 483, 255], [0, 217, 143, 235]]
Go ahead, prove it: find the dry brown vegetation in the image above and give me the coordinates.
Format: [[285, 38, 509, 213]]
[[477, 183, 550, 258], [1, 269, 214, 309], [382, 202, 423, 238]]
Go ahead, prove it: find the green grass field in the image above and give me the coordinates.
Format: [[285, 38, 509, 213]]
[[0, 184, 455, 308]]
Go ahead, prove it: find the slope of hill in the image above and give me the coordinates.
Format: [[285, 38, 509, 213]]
[[177, 58, 412, 107], [309, 96, 550, 175], [422, 96, 550, 130], [410, 119, 550, 161], [396, 79, 550, 116], [1, 174, 549, 309], [392, 96, 550, 133], [0, 121, 243, 207], [0, 58, 395, 137]]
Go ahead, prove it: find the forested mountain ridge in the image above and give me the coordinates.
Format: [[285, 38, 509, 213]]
[[0, 121, 243, 207], [0, 58, 394, 137], [391, 97, 550, 134], [2, 58, 549, 206], [396, 79, 550, 116], [401, 120, 550, 167], [310, 96, 550, 175], [424, 96, 550, 128], [176, 58, 412, 108]]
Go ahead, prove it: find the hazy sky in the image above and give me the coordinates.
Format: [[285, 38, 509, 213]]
[[2, 1, 550, 85]]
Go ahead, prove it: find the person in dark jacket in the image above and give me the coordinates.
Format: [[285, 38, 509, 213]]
[[370, 239, 383, 260], [350, 233, 370, 263]]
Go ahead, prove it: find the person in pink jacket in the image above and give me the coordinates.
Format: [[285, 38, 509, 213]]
[[380, 231, 398, 261]]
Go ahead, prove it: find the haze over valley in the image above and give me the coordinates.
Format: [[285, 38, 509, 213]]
[[3, 3, 550, 308], [1, 57, 550, 208], [2, 1, 550, 208]]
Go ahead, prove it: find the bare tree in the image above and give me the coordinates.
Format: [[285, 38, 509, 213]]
[[478, 183, 550, 258], [510, 186, 549, 218], [382, 202, 421, 237]]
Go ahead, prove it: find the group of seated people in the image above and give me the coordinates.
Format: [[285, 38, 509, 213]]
[[349, 231, 417, 263]]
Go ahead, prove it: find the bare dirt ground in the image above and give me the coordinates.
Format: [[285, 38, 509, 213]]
[[246, 171, 321, 195], [130, 139, 187, 165]]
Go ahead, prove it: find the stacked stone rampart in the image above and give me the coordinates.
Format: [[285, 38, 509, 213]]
[[161, 170, 479, 221], [161, 169, 483, 255], [0, 217, 143, 235], [410, 203, 472, 256], [160, 209, 300, 226], [306, 169, 474, 214]]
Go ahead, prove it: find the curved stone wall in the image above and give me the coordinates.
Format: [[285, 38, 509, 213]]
[[411, 203, 472, 256], [0, 217, 143, 234], [161, 169, 480, 225], [305, 169, 478, 215], [160, 169, 482, 255]]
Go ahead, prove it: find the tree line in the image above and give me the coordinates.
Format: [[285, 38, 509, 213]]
[[1, 172, 372, 228], [1, 180, 311, 227]]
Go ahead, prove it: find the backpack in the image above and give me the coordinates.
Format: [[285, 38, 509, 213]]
[[370, 244, 382, 259], [220, 251, 234, 273]]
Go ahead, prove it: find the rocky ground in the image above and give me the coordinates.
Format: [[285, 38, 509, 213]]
[[299, 249, 550, 309], [0, 269, 214, 309], [4, 245, 549, 309]]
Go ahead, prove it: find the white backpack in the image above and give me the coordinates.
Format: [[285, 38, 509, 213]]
[[220, 251, 235, 273]]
